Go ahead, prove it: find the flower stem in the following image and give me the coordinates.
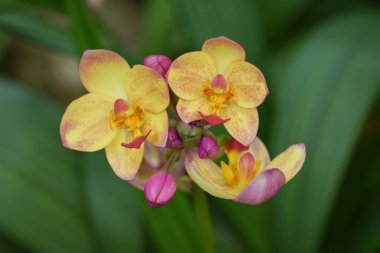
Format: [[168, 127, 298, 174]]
[[193, 185, 215, 253]]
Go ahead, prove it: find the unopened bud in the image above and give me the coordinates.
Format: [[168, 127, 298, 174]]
[[166, 127, 183, 149], [144, 172, 177, 208], [176, 121, 203, 140], [198, 136, 219, 159], [143, 55, 172, 77]]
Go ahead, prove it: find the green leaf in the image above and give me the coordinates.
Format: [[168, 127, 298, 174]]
[[267, 10, 380, 253], [142, 0, 175, 55], [0, 78, 96, 253], [139, 191, 203, 253], [0, 9, 75, 53], [64, 0, 103, 54], [323, 135, 380, 253], [176, 0, 264, 60], [82, 152, 143, 253]]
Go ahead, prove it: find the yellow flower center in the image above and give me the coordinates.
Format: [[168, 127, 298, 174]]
[[221, 150, 261, 192], [109, 103, 145, 136], [201, 85, 235, 114]]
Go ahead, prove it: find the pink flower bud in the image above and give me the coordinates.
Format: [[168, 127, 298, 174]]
[[144, 172, 177, 208], [166, 127, 183, 149], [143, 55, 172, 77], [198, 136, 219, 159]]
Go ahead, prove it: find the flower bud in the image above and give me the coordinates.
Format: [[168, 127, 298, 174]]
[[176, 121, 203, 140], [143, 55, 172, 78], [166, 127, 183, 149], [198, 136, 219, 159], [144, 172, 177, 208]]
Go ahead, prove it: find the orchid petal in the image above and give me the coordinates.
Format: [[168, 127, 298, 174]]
[[185, 150, 236, 199], [125, 65, 169, 113], [105, 130, 144, 180], [79, 49, 130, 98], [168, 51, 216, 100], [141, 110, 169, 147], [202, 37, 245, 74], [220, 103, 259, 146], [176, 97, 213, 123], [199, 112, 229, 126], [225, 61, 268, 108], [265, 143, 306, 183], [249, 137, 270, 170], [60, 93, 116, 152], [235, 168, 285, 205]]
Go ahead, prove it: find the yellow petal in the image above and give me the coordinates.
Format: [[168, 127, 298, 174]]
[[167, 51, 216, 100], [225, 61, 268, 108], [79, 49, 130, 98], [105, 130, 144, 180], [265, 143, 306, 183], [185, 150, 236, 199], [202, 36, 245, 74], [125, 65, 169, 113], [141, 110, 169, 147], [176, 97, 214, 123], [249, 137, 270, 170], [220, 103, 259, 146], [60, 93, 116, 152]]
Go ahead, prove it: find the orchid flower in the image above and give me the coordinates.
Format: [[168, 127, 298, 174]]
[[167, 36, 268, 145], [185, 138, 306, 204], [60, 50, 169, 180]]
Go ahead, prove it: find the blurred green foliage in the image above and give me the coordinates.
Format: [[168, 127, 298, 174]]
[[0, 0, 379, 253]]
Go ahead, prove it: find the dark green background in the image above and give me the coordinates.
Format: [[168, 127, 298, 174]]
[[0, 0, 379, 252]]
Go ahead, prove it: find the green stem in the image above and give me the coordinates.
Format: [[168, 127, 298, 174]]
[[193, 185, 215, 253]]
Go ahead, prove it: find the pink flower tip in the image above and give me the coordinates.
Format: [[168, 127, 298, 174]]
[[143, 55, 172, 78], [297, 143, 306, 149], [166, 127, 183, 149], [211, 74, 227, 89], [198, 136, 219, 159], [144, 172, 177, 208]]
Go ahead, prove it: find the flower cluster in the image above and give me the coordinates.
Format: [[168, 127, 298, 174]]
[[60, 37, 306, 208]]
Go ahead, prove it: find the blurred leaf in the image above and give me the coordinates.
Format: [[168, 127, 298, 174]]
[[267, 10, 380, 253], [0, 9, 75, 53], [139, 191, 203, 253], [219, 201, 271, 253], [64, 0, 103, 54], [0, 0, 65, 12], [176, 0, 264, 60], [255, 0, 312, 38], [0, 78, 96, 253], [142, 0, 175, 54], [82, 152, 143, 253], [323, 133, 380, 253]]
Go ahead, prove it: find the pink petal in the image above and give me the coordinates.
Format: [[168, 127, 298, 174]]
[[199, 112, 230, 126], [121, 130, 151, 149], [234, 168, 285, 205]]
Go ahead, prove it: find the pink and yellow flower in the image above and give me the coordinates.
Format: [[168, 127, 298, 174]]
[[167, 36, 268, 146], [185, 138, 306, 204], [60, 50, 169, 180]]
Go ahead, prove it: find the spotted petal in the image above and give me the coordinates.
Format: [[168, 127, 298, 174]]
[[79, 49, 130, 98], [265, 143, 306, 183], [220, 103, 259, 146], [225, 61, 268, 108], [105, 130, 144, 180], [235, 168, 285, 205], [125, 65, 169, 113], [249, 137, 270, 170], [176, 97, 214, 123], [202, 37, 245, 74], [60, 93, 116, 152], [185, 150, 236, 199], [167, 51, 216, 100], [141, 111, 169, 147]]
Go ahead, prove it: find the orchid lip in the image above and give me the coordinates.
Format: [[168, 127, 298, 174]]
[[121, 130, 151, 149], [199, 112, 230, 126]]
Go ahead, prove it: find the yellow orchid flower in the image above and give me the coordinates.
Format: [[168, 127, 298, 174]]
[[185, 138, 306, 204], [60, 50, 169, 180], [167, 36, 268, 146]]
